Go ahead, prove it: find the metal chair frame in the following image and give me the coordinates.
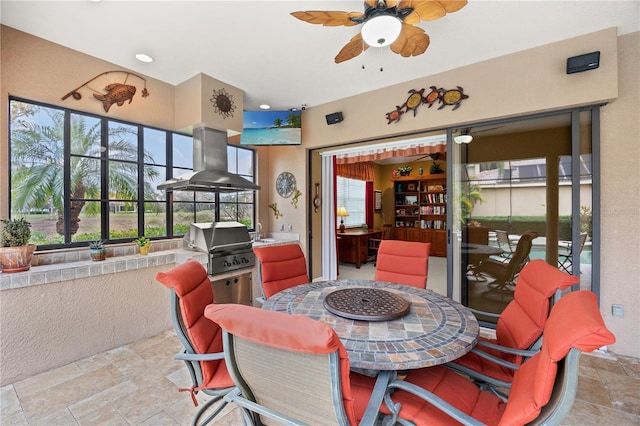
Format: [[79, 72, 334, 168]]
[[169, 289, 236, 426], [383, 349, 581, 426], [558, 232, 588, 273]]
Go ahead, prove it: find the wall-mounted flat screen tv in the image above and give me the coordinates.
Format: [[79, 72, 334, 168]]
[[240, 110, 302, 145]]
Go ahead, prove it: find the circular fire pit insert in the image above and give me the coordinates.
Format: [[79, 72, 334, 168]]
[[323, 287, 410, 321]]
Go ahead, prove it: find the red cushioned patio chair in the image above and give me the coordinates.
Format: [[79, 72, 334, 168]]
[[381, 290, 615, 426], [205, 303, 384, 426], [448, 259, 579, 391], [374, 240, 430, 288], [155, 259, 236, 426], [253, 243, 309, 304]]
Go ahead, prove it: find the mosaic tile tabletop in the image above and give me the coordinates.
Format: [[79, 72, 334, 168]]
[[262, 279, 479, 371]]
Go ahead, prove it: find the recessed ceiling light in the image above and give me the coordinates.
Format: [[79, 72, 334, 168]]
[[135, 53, 153, 63], [259, 104, 270, 110]]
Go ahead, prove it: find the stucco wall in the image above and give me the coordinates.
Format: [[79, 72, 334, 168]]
[[0, 265, 174, 385]]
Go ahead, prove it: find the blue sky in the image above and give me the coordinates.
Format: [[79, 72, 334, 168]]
[[243, 110, 300, 129]]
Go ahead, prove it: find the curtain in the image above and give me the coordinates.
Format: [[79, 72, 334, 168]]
[[336, 162, 375, 181], [335, 143, 446, 164], [321, 155, 338, 280]]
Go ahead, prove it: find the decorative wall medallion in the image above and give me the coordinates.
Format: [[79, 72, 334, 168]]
[[210, 88, 236, 118], [276, 172, 296, 198], [385, 85, 469, 124], [61, 70, 150, 113]]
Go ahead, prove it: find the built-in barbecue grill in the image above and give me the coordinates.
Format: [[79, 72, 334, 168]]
[[183, 222, 255, 276]]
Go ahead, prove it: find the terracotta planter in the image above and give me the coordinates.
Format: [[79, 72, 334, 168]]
[[138, 244, 151, 255], [0, 244, 36, 273]]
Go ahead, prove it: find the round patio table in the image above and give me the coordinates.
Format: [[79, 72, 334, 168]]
[[262, 279, 479, 371]]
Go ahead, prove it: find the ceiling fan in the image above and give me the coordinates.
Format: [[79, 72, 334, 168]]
[[291, 0, 468, 63], [454, 126, 503, 144]]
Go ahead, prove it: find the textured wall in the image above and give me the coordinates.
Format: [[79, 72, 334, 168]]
[[1, 266, 173, 386]]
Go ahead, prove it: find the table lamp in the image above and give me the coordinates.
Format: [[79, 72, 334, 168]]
[[337, 206, 349, 233]]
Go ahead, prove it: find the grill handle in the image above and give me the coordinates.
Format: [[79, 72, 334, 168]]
[[210, 241, 253, 251]]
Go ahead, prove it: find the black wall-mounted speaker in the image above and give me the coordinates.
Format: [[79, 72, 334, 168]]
[[566, 51, 600, 74], [326, 112, 343, 125]]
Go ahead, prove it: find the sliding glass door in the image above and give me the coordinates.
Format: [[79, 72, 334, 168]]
[[448, 109, 597, 323]]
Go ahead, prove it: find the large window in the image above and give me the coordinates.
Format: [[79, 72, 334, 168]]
[[336, 176, 366, 227], [8, 98, 256, 248]]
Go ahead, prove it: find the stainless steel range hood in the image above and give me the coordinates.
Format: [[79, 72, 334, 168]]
[[157, 126, 260, 193]]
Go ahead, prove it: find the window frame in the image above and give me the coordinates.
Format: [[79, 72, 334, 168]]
[[8, 96, 257, 250]]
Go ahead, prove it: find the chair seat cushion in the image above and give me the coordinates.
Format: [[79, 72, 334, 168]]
[[381, 365, 505, 426]]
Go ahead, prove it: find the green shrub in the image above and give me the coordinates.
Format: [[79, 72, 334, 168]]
[[1, 218, 32, 247]]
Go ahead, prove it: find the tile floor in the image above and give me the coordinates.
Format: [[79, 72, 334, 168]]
[[1, 261, 638, 425]]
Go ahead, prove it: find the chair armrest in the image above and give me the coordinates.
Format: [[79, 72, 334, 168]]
[[175, 351, 225, 362], [469, 347, 520, 370], [385, 379, 486, 426], [476, 340, 539, 358], [468, 308, 501, 319]]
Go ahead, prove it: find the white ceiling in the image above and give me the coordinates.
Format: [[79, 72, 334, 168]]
[[1, 1, 638, 111]]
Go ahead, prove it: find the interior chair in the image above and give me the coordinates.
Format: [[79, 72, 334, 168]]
[[374, 240, 430, 288], [368, 224, 392, 264], [155, 259, 236, 426], [447, 259, 579, 389], [204, 303, 382, 426], [476, 230, 538, 291], [558, 232, 588, 273], [253, 243, 309, 304], [381, 290, 615, 426], [494, 229, 514, 262]]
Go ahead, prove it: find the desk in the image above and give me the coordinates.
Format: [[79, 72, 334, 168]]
[[262, 279, 479, 370], [337, 230, 383, 268], [263, 279, 478, 425]]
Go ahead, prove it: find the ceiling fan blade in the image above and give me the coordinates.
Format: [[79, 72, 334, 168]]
[[400, 0, 445, 24], [290, 11, 363, 27], [440, 0, 468, 14], [335, 33, 369, 63], [390, 24, 430, 57], [400, 0, 467, 24]]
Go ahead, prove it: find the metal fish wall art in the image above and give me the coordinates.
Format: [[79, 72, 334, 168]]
[[93, 83, 136, 112], [62, 70, 150, 113]]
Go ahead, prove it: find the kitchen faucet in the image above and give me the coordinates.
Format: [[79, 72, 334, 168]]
[[254, 223, 262, 242]]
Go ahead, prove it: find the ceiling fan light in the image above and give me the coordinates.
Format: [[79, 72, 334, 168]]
[[454, 134, 473, 144], [361, 15, 402, 47]]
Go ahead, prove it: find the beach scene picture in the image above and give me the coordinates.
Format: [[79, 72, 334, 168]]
[[241, 110, 302, 145]]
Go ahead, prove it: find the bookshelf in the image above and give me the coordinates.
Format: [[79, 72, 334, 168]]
[[393, 175, 447, 257]]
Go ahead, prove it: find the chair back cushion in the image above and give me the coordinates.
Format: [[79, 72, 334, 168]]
[[374, 240, 430, 288], [155, 259, 229, 388], [499, 291, 615, 425], [206, 303, 358, 425], [497, 259, 579, 351], [254, 244, 309, 298]]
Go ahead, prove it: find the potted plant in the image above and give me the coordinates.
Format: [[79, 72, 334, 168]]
[[88, 240, 107, 261], [0, 217, 36, 273], [397, 165, 413, 176], [134, 236, 151, 255], [430, 161, 444, 174]]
